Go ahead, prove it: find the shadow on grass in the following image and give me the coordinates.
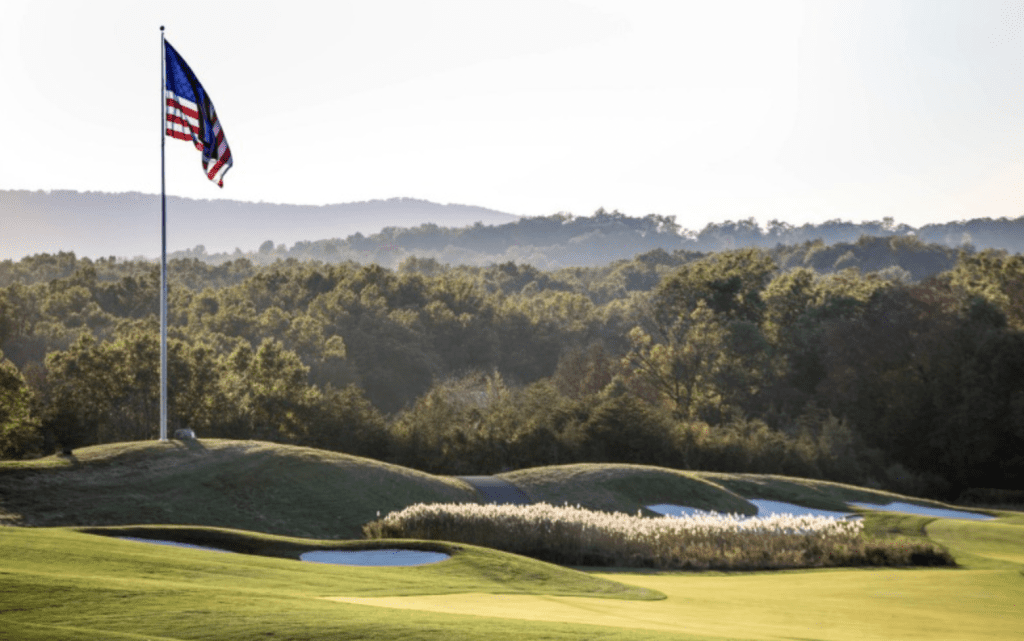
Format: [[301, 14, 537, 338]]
[[75, 524, 460, 561], [175, 438, 208, 453]]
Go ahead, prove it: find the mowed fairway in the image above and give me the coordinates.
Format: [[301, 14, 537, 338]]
[[328, 514, 1024, 640], [0, 527, 669, 641]]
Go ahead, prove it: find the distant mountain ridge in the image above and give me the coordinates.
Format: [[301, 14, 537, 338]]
[[0, 190, 519, 260], [3, 189, 1022, 268]]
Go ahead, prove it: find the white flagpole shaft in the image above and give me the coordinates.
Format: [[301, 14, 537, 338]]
[[160, 26, 168, 442]]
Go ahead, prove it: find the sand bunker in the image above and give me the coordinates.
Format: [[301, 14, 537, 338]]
[[646, 504, 708, 518], [750, 499, 856, 519], [647, 500, 857, 520], [300, 549, 450, 566], [649, 499, 994, 521], [848, 501, 994, 521]]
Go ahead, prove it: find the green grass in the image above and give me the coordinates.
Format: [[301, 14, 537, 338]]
[[0, 439, 478, 537], [0, 526, 669, 641], [338, 513, 1024, 640], [2, 440, 994, 538], [499, 463, 757, 516], [2, 439, 1022, 639], [499, 463, 995, 519], [7, 515, 1020, 640]]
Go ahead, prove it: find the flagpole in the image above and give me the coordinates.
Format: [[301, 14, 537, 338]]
[[159, 25, 169, 442]]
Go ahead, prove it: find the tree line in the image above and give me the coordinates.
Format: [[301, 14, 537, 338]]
[[1, 240, 1022, 502], [172, 209, 1021, 270]]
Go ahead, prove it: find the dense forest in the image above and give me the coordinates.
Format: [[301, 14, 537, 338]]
[[1, 233, 1022, 503]]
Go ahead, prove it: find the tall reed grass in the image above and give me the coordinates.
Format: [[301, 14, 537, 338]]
[[363, 502, 954, 570]]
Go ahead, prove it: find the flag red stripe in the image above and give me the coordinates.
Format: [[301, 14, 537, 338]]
[[163, 47, 232, 187], [206, 151, 231, 178], [166, 114, 192, 128], [166, 98, 199, 120]]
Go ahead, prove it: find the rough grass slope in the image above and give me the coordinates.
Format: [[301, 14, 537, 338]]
[[499, 463, 995, 518], [0, 439, 477, 538]]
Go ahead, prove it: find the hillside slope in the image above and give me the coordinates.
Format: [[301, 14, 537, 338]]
[[0, 439, 478, 538], [2, 440, 998, 540], [499, 463, 978, 517]]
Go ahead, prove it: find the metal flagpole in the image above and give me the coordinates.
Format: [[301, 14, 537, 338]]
[[159, 26, 168, 442]]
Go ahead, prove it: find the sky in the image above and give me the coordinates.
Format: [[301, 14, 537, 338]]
[[1, 0, 1022, 235]]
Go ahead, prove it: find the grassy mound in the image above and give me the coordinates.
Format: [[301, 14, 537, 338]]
[[500, 463, 994, 519], [700, 471, 979, 513], [2, 441, 996, 541], [499, 463, 757, 516], [0, 439, 478, 538]]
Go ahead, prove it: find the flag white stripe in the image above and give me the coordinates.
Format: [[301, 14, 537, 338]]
[[165, 90, 198, 112]]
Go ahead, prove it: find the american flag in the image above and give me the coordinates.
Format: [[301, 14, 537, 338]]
[[163, 40, 232, 187]]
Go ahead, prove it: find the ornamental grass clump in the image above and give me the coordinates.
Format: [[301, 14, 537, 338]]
[[363, 502, 953, 570]]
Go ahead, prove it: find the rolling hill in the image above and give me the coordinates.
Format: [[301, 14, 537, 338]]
[[0, 438, 993, 538], [2, 438, 1022, 640]]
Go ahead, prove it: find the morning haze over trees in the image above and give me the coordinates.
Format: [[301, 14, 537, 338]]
[[1, 201, 1022, 503]]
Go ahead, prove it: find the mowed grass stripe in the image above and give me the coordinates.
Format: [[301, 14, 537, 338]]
[[325, 568, 1021, 641], [926, 515, 1024, 568]]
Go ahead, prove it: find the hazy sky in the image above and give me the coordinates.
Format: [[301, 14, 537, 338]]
[[1, 0, 1021, 231]]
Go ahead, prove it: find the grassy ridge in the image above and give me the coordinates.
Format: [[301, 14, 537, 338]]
[[499, 463, 991, 519], [0, 439, 478, 538], [1, 440, 994, 540], [499, 463, 757, 516]]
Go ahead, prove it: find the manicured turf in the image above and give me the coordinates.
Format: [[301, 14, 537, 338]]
[[13, 518, 1019, 641], [0, 527, 668, 641]]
